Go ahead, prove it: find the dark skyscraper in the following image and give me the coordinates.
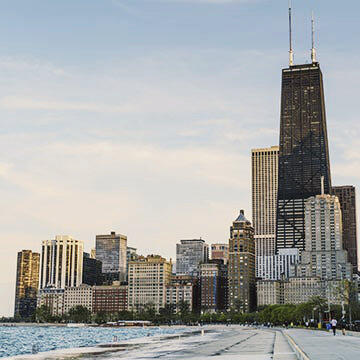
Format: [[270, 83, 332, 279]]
[[276, 7, 332, 252], [333, 186, 358, 272]]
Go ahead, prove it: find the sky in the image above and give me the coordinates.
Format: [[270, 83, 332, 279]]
[[1, 0, 360, 316]]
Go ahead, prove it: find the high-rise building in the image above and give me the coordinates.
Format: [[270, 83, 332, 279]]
[[166, 278, 194, 313], [228, 210, 256, 312], [82, 252, 103, 286], [63, 284, 93, 314], [295, 194, 352, 280], [14, 250, 40, 318], [199, 259, 228, 313], [96, 232, 127, 283], [276, 26, 332, 252], [128, 255, 172, 312], [252, 146, 279, 260], [40, 235, 83, 289], [37, 288, 64, 316], [211, 244, 229, 264], [176, 239, 209, 276], [333, 186, 358, 272], [257, 280, 282, 306]]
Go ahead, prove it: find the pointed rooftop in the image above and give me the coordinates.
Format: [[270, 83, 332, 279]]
[[235, 209, 248, 222]]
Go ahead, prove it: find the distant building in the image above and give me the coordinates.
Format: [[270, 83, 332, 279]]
[[211, 244, 229, 264], [257, 280, 282, 306], [40, 235, 83, 289], [96, 232, 127, 283], [283, 277, 323, 305], [199, 260, 228, 312], [63, 284, 93, 314], [166, 278, 193, 313], [228, 210, 256, 312], [128, 255, 172, 312], [37, 288, 64, 316], [82, 252, 102, 286], [333, 186, 358, 273], [126, 246, 138, 279], [295, 194, 352, 280], [93, 283, 128, 313], [252, 147, 278, 276], [176, 239, 209, 276], [256, 248, 299, 280], [90, 248, 96, 259], [14, 250, 40, 318]]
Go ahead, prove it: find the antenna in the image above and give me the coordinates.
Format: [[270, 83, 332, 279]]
[[311, 11, 316, 63], [288, 0, 294, 66]]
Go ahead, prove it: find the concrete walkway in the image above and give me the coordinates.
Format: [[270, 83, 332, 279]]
[[286, 328, 360, 360]]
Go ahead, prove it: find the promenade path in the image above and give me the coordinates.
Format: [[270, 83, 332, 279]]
[[286, 328, 360, 360]]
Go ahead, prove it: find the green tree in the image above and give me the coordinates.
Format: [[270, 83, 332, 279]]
[[67, 305, 91, 323], [35, 305, 52, 323]]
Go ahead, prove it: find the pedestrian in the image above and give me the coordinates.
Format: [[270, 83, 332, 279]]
[[339, 317, 346, 336], [331, 318, 337, 336]]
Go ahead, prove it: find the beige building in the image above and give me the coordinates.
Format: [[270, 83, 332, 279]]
[[257, 280, 282, 306], [283, 277, 323, 305], [252, 147, 279, 274], [211, 244, 229, 264], [128, 255, 172, 312], [14, 250, 40, 318], [37, 288, 64, 316], [40, 235, 84, 289], [228, 210, 256, 312], [63, 284, 93, 314], [166, 280, 193, 313]]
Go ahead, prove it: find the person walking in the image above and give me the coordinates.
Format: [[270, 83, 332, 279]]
[[331, 318, 337, 336]]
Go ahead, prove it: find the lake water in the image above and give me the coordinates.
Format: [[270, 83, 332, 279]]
[[0, 325, 185, 358]]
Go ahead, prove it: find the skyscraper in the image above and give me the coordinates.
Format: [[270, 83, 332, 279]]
[[228, 210, 256, 312], [96, 232, 127, 283], [14, 250, 40, 318], [40, 235, 83, 289], [176, 239, 209, 276], [276, 8, 332, 252], [252, 146, 279, 278], [333, 186, 358, 272]]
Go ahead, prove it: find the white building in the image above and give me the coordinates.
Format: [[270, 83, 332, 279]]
[[128, 255, 172, 312], [37, 288, 64, 316], [176, 239, 209, 276], [40, 235, 83, 289], [166, 282, 193, 312], [256, 248, 299, 280], [251, 147, 279, 278], [63, 284, 93, 314], [257, 280, 282, 306]]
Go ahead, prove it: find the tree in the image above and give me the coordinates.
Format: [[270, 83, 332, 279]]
[[94, 310, 108, 324], [35, 305, 52, 323], [67, 305, 91, 323]]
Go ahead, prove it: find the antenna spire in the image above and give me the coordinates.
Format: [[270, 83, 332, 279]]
[[288, 0, 294, 66], [311, 11, 316, 63]]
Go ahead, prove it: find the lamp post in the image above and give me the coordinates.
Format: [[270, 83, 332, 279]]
[[338, 264, 346, 318]]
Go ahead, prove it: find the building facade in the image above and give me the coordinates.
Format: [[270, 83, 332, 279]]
[[128, 255, 172, 312], [295, 194, 352, 280], [276, 62, 332, 252], [176, 239, 209, 276], [40, 235, 83, 289], [93, 284, 128, 313], [211, 244, 229, 264], [82, 252, 103, 286], [257, 280, 282, 306], [96, 232, 127, 283], [283, 277, 323, 305], [252, 146, 278, 262], [228, 210, 256, 312], [256, 248, 299, 280], [166, 280, 193, 313], [333, 186, 358, 272], [63, 284, 93, 314], [14, 250, 40, 318], [199, 260, 227, 312], [37, 288, 64, 316]]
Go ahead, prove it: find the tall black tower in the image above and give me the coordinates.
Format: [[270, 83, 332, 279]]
[[276, 7, 332, 252]]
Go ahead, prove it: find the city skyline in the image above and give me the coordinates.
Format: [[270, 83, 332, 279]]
[[1, 0, 360, 317]]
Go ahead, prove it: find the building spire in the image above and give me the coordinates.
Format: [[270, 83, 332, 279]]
[[288, 0, 294, 66], [311, 11, 317, 63]]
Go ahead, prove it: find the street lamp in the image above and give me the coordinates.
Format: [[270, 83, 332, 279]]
[[338, 264, 346, 318]]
